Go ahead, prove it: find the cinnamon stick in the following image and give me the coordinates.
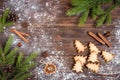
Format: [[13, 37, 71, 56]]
[[12, 29, 29, 43], [98, 33, 112, 47], [88, 31, 105, 45], [10, 29, 30, 37], [18, 31, 30, 37]]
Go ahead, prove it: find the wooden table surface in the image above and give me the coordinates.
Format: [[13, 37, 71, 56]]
[[0, 0, 120, 80]]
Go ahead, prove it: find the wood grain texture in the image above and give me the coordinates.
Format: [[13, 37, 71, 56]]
[[0, 0, 120, 80]]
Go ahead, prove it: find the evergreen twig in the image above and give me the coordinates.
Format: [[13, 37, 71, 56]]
[[66, 0, 120, 27], [0, 8, 14, 32], [0, 36, 38, 80]]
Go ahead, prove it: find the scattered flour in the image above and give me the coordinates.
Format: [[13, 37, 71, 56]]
[[2, 0, 120, 80], [4, 0, 61, 54], [98, 20, 120, 80]]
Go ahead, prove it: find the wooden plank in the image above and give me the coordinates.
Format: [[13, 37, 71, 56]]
[[0, 0, 120, 80]]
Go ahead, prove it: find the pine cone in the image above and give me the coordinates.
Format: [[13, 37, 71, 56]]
[[3, 65, 13, 73], [7, 12, 18, 22]]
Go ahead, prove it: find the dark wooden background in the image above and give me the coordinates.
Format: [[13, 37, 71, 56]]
[[0, 0, 120, 80]]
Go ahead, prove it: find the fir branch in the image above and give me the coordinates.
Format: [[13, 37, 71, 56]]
[[22, 52, 38, 65], [0, 8, 14, 32], [19, 63, 36, 71], [0, 45, 3, 54], [106, 13, 112, 25], [71, 0, 90, 7], [66, 7, 86, 16], [78, 9, 89, 26], [66, 0, 120, 27], [91, 5, 105, 20], [0, 36, 38, 80], [16, 52, 23, 67], [6, 48, 18, 65], [2, 8, 10, 24], [4, 36, 13, 54], [0, 46, 3, 63], [14, 72, 30, 80], [0, 17, 2, 25], [2, 22, 14, 27], [96, 14, 107, 27], [15, 72, 31, 80]]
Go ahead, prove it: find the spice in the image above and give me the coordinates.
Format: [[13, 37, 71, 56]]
[[10, 29, 30, 37], [11, 29, 29, 43], [88, 31, 105, 45], [17, 42, 22, 47], [104, 31, 112, 37], [21, 21, 29, 28], [18, 31, 30, 37], [44, 63, 56, 74], [41, 51, 49, 58], [98, 33, 112, 47]]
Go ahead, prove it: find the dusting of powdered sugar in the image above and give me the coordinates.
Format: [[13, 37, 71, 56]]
[[5, 0, 60, 27], [32, 20, 120, 80], [2, 0, 120, 80], [34, 54, 89, 80], [98, 20, 120, 80], [4, 0, 61, 54]]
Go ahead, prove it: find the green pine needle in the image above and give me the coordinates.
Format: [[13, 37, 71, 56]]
[[0, 36, 38, 80], [6, 48, 18, 65], [66, 7, 86, 16], [78, 10, 89, 26], [2, 8, 10, 24], [19, 63, 36, 71], [4, 36, 13, 54], [66, 0, 120, 27], [106, 13, 112, 25], [91, 5, 105, 20], [22, 52, 38, 65], [3, 21, 14, 27], [14, 72, 28, 80], [0, 45, 3, 54], [16, 52, 23, 67], [96, 14, 107, 27], [16, 73, 31, 80], [0, 8, 14, 32]]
